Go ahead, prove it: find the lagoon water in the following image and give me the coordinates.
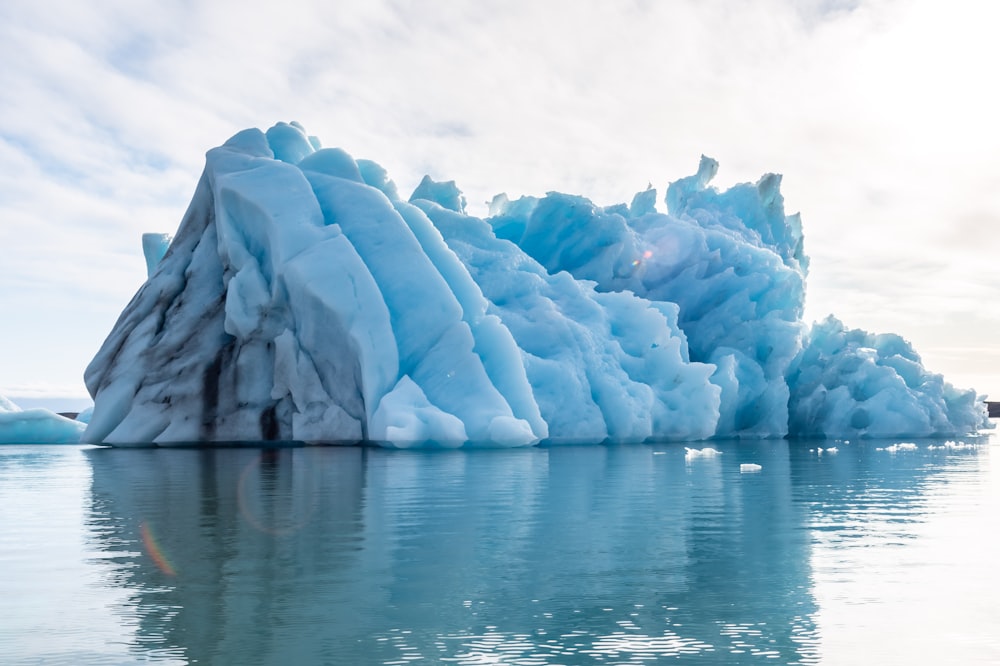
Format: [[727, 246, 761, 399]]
[[1, 436, 998, 665]]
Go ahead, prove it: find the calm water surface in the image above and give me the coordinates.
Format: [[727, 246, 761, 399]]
[[1, 436, 997, 665]]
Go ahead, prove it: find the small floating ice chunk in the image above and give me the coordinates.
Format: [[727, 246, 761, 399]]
[[879, 442, 918, 453], [685, 447, 722, 460], [740, 463, 762, 473], [928, 441, 978, 451]]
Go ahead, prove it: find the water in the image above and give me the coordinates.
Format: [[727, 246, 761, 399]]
[[1, 437, 998, 665]]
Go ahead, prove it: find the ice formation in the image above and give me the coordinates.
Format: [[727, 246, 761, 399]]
[[142, 233, 173, 278], [76, 406, 94, 424], [81, 122, 989, 447], [787, 316, 986, 438], [0, 395, 86, 444], [491, 156, 806, 438]]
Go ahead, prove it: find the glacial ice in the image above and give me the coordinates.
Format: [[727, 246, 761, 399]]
[[0, 395, 86, 444], [685, 447, 722, 460], [787, 316, 986, 438], [490, 156, 807, 438], [142, 233, 172, 278], [76, 406, 94, 424], [879, 443, 919, 453], [81, 122, 989, 447]]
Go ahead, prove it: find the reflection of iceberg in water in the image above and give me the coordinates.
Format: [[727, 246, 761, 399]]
[[83, 438, 989, 663], [362, 445, 819, 662], [86, 448, 372, 663], [85, 444, 832, 663]]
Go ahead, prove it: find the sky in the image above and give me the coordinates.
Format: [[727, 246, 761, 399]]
[[1, 0, 998, 410]]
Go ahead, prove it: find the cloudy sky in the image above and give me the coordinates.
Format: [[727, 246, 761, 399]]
[[2, 0, 998, 409]]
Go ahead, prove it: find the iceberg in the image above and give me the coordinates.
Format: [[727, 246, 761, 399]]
[[0, 395, 86, 444], [82, 122, 989, 447], [787, 316, 986, 438]]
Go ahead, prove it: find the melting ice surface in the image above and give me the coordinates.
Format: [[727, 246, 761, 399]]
[[78, 122, 988, 447]]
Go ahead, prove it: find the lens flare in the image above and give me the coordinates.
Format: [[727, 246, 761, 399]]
[[237, 450, 319, 536], [140, 522, 176, 576], [632, 249, 655, 267]]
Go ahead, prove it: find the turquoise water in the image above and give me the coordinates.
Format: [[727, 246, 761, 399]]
[[1, 437, 998, 665]]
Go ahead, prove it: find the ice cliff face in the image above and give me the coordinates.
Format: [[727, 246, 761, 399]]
[[81, 122, 989, 447]]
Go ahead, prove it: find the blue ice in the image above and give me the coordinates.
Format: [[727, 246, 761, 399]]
[[80, 123, 990, 447], [0, 395, 86, 444]]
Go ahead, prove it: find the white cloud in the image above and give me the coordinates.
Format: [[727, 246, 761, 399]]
[[1, 0, 998, 401]]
